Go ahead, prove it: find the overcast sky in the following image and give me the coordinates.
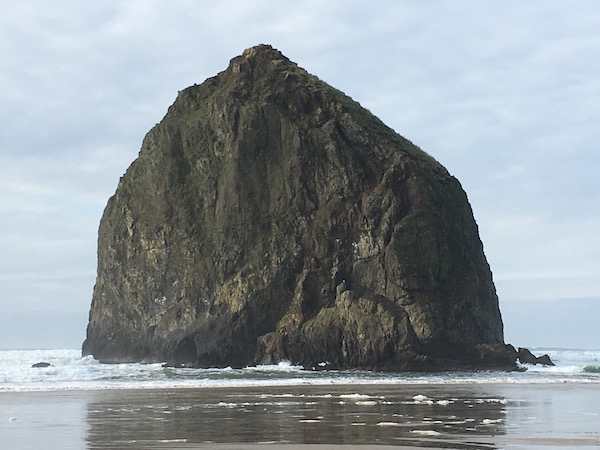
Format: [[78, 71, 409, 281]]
[[1, 1, 599, 350]]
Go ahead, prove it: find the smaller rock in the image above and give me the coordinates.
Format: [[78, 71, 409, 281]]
[[162, 362, 182, 368], [31, 362, 52, 368], [517, 348, 555, 366], [535, 353, 555, 366]]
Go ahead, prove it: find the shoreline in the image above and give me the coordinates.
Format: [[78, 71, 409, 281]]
[[2, 376, 600, 394], [2, 382, 599, 449]]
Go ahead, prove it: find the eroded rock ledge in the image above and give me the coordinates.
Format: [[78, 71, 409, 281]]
[[83, 45, 515, 371]]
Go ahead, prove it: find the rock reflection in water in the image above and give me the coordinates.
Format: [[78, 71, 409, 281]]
[[85, 385, 506, 448]]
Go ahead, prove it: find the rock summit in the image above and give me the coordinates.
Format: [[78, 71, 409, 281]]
[[83, 45, 515, 370]]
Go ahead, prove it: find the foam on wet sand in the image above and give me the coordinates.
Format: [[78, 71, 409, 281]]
[[1, 383, 599, 449]]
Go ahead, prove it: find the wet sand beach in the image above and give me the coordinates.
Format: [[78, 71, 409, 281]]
[[1, 383, 599, 449]]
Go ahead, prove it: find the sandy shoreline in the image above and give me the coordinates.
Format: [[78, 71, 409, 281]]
[[1, 383, 599, 449], [170, 442, 600, 449]]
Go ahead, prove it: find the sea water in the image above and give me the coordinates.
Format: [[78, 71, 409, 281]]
[[1, 348, 599, 448], [1, 347, 599, 392]]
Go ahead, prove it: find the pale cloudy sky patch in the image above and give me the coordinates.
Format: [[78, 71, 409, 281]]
[[1, 1, 598, 348]]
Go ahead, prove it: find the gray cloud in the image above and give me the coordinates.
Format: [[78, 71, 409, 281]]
[[1, 1, 599, 348]]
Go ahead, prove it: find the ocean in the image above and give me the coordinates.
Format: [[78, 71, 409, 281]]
[[1, 347, 599, 391], [1, 348, 599, 448]]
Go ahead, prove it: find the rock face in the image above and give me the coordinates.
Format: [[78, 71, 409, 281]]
[[517, 347, 554, 366], [83, 45, 514, 370]]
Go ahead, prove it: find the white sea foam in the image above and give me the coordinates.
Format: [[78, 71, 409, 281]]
[[245, 360, 304, 372], [410, 430, 440, 436], [482, 418, 503, 425], [411, 394, 434, 405], [339, 393, 373, 399], [377, 422, 402, 427], [1, 348, 599, 392], [484, 398, 507, 404]]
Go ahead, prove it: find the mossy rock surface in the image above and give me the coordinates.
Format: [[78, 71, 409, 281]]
[[83, 45, 513, 370]]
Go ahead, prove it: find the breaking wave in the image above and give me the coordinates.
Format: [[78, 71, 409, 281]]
[[1, 348, 599, 392]]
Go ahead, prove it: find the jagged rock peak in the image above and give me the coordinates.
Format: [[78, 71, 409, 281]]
[[83, 45, 515, 371]]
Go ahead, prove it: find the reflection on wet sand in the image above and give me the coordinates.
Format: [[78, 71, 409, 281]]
[[85, 385, 506, 448]]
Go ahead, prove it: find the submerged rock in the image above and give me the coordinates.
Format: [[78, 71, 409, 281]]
[[31, 362, 52, 368], [83, 45, 514, 370]]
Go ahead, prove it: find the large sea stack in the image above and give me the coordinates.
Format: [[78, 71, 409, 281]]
[[83, 45, 516, 370]]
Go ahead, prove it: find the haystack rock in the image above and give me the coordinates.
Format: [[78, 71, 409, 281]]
[[83, 45, 516, 370]]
